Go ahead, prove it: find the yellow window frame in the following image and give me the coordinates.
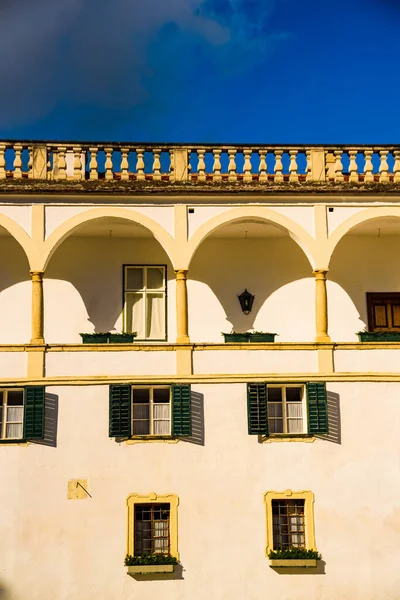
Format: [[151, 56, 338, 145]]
[[126, 492, 179, 560], [264, 489, 316, 555]]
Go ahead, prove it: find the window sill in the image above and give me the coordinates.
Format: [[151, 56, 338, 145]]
[[124, 436, 179, 445], [261, 435, 315, 443], [127, 564, 175, 575], [0, 439, 30, 446], [269, 559, 318, 568]]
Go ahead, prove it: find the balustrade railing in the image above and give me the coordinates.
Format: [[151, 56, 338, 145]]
[[0, 142, 400, 184]]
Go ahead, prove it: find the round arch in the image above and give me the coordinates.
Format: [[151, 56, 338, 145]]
[[326, 207, 400, 267], [0, 213, 32, 267], [185, 207, 317, 269], [40, 207, 179, 270]]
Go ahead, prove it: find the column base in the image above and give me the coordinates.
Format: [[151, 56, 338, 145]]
[[315, 335, 331, 343], [30, 338, 45, 345], [176, 335, 190, 344]]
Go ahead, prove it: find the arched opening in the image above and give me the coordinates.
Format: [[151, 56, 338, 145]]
[[0, 227, 31, 343], [188, 218, 314, 342], [44, 217, 176, 343], [329, 216, 400, 341]]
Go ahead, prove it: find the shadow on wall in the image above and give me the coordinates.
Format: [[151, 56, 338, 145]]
[[271, 559, 326, 575], [181, 391, 204, 446], [317, 391, 341, 445], [0, 236, 31, 343], [0, 582, 12, 600], [45, 236, 172, 336], [32, 393, 59, 448], [188, 237, 312, 337], [128, 563, 184, 581]]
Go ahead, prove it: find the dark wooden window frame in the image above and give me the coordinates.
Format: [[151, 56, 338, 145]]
[[367, 292, 400, 332], [134, 503, 171, 555]]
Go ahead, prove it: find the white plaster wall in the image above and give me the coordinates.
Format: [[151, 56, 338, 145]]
[[272, 205, 314, 237], [46, 351, 176, 377], [328, 235, 400, 341], [334, 349, 400, 372], [327, 207, 364, 236], [0, 205, 32, 236], [187, 206, 231, 238], [1, 381, 400, 600], [0, 237, 31, 343], [0, 352, 26, 377], [45, 206, 92, 238], [193, 349, 317, 374], [124, 206, 175, 236], [188, 237, 315, 342], [44, 236, 176, 343]]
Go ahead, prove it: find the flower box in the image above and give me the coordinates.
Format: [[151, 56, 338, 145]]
[[269, 559, 318, 568], [358, 331, 400, 342], [80, 333, 108, 344], [249, 333, 277, 342], [108, 333, 136, 343], [223, 333, 250, 342], [127, 564, 175, 575], [223, 333, 277, 343]]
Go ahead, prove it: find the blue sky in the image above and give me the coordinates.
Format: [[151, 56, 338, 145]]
[[0, 0, 399, 143]]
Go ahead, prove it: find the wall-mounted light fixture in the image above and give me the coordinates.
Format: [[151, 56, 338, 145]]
[[238, 289, 255, 315]]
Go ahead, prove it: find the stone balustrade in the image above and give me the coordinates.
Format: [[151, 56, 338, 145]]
[[1, 141, 400, 185]]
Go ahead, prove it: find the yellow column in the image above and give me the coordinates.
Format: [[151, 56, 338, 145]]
[[313, 269, 330, 343], [30, 271, 44, 344], [175, 269, 190, 343]]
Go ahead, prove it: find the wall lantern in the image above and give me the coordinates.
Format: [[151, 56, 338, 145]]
[[238, 289, 255, 315]]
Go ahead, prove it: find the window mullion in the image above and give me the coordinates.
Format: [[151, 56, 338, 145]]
[[282, 387, 288, 434], [150, 388, 154, 435], [1, 391, 6, 439]]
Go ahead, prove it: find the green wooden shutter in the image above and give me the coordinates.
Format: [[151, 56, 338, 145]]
[[172, 384, 192, 436], [247, 383, 268, 435], [109, 385, 131, 437], [306, 382, 328, 434], [23, 386, 45, 439]]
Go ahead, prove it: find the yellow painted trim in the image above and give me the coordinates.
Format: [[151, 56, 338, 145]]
[[262, 436, 315, 444], [176, 346, 193, 375], [125, 437, 179, 445], [0, 441, 30, 447], [41, 207, 179, 270], [26, 348, 45, 378], [126, 493, 179, 559], [264, 490, 316, 555], [186, 206, 318, 269]]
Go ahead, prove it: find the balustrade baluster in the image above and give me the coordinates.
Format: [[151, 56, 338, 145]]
[[379, 150, 389, 183], [197, 148, 206, 182], [104, 147, 114, 181], [334, 150, 344, 182], [89, 147, 98, 180], [120, 147, 130, 181], [348, 149, 358, 183], [212, 149, 222, 182], [289, 149, 298, 182], [0, 144, 6, 179], [393, 150, 400, 183], [27, 146, 33, 178], [57, 147, 67, 180], [364, 149, 374, 183], [274, 150, 283, 182], [306, 149, 312, 182], [13, 144, 22, 179], [228, 149, 237, 182], [73, 146, 82, 180], [136, 148, 145, 181], [243, 149, 252, 183], [152, 148, 161, 181], [258, 150, 267, 183]]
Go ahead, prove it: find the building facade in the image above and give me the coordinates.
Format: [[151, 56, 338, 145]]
[[0, 141, 399, 599]]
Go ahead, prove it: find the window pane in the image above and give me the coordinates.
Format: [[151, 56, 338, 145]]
[[287, 419, 303, 433], [6, 423, 23, 439], [286, 387, 302, 402], [153, 403, 170, 435], [392, 304, 400, 327], [286, 403, 303, 418], [267, 388, 282, 402], [268, 403, 283, 418], [147, 267, 164, 290], [7, 391, 23, 406], [6, 406, 23, 422], [153, 389, 170, 403], [126, 268, 143, 290], [374, 304, 388, 327], [146, 294, 165, 339], [132, 389, 150, 403], [268, 418, 283, 433], [125, 293, 144, 337]]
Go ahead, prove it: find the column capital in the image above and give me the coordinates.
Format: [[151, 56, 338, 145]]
[[175, 269, 188, 280], [30, 270, 44, 280], [313, 269, 328, 279]]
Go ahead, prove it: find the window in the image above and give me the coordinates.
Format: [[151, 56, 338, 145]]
[[267, 385, 306, 434], [132, 387, 171, 436], [247, 382, 328, 437], [109, 384, 192, 439], [0, 390, 24, 439], [123, 265, 166, 340], [367, 292, 400, 331], [264, 490, 316, 554], [127, 493, 179, 560], [135, 503, 170, 555], [0, 387, 45, 442]]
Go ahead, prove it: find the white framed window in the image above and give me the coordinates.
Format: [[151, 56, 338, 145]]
[[132, 386, 171, 436], [123, 265, 167, 340], [267, 385, 306, 434], [0, 389, 24, 440]]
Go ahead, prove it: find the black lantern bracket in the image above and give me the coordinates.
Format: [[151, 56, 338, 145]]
[[238, 289, 255, 315]]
